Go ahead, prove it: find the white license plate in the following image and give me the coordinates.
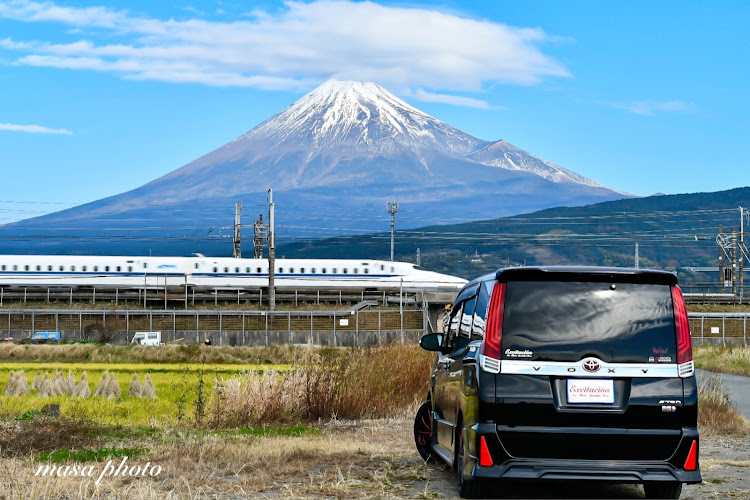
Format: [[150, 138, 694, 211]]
[[567, 379, 615, 404]]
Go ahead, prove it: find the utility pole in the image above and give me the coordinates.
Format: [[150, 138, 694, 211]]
[[740, 207, 745, 297], [233, 201, 242, 258], [719, 224, 724, 287], [387, 200, 399, 261], [634, 243, 639, 269], [416, 248, 421, 267], [253, 214, 264, 259], [268, 189, 276, 312], [732, 226, 737, 296]]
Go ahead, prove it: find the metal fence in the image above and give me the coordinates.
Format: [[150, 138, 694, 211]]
[[689, 312, 749, 346], [0, 307, 426, 347], [2, 308, 746, 348]]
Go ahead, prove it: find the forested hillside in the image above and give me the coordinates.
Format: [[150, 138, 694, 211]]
[[278, 187, 750, 282]]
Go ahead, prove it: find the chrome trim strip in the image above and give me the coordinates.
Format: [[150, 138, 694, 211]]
[[432, 412, 457, 428], [500, 359, 680, 378]]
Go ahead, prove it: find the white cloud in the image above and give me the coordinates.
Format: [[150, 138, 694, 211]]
[[415, 89, 502, 110], [605, 100, 693, 116], [0, 122, 72, 134], [0, 0, 571, 100]]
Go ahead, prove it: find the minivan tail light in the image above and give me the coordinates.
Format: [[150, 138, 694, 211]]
[[480, 282, 506, 373], [671, 285, 694, 377], [683, 440, 698, 471], [479, 436, 494, 467]]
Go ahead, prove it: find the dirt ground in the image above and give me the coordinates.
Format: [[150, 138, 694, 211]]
[[1, 417, 748, 499]]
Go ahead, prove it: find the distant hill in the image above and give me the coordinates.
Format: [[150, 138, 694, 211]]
[[0, 80, 625, 255], [276, 186, 750, 283]]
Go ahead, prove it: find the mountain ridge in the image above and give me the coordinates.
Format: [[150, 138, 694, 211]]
[[1, 79, 628, 255], [275, 186, 750, 282]]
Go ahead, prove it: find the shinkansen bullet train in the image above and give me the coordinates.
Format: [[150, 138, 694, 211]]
[[0, 255, 467, 292]]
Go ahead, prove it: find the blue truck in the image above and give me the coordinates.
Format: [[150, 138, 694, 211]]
[[31, 331, 61, 343]]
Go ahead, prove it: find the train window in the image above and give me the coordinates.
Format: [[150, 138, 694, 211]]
[[13, 265, 17, 271], [93, 266, 98, 272], [290, 268, 294, 273], [117, 266, 121, 272], [381, 265, 384, 270], [194, 263, 199, 269], [59, 266, 63, 271], [105, 266, 110, 272], [224, 267, 229, 273], [36, 265, 41, 271], [25, 265, 29, 271], [322, 268, 326, 274], [128, 266, 132, 272], [354, 268, 358, 274], [343, 268, 348, 274], [144, 263, 147, 269], [1, 265, 5, 271], [246, 267, 250, 273], [333, 268, 337, 274], [235, 267, 239, 273], [213, 267, 217, 273], [311, 268, 316, 273], [257, 267, 262, 273], [391, 267, 394, 272], [279, 268, 283, 273], [82, 266, 87, 272], [300, 268, 305, 273], [364, 269, 369, 274], [71, 266, 76, 271]]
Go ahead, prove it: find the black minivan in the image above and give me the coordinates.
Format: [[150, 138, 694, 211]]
[[415, 266, 700, 499]]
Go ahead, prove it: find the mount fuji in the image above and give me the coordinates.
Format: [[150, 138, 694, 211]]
[[2, 80, 629, 256]]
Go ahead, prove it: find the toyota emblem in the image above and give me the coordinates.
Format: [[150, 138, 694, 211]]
[[582, 358, 601, 372]]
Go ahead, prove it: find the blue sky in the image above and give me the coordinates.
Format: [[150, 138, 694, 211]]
[[1, 0, 748, 224]]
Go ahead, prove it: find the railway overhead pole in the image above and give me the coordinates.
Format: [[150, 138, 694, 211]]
[[233, 201, 242, 258], [268, 189, 276, 312], [387, 200, 399, 261], [253, 214, 265, 259]]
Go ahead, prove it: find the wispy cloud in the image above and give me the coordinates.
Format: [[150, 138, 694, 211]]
[[415, 89, 502, 110], [0, 122, 72, 134], [0, 0, 571, 100], [604, 100, 694, 116]]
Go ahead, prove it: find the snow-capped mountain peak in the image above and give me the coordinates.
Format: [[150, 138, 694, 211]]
[[235, 79, 484, 155]]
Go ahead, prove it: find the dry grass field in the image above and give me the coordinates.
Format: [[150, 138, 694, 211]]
[[1, 417, 749, 500], [694, 344, 750, 377]]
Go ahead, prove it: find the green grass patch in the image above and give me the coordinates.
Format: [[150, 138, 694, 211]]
[[35, 447, 148, 463], [0, 362, 291, 427]]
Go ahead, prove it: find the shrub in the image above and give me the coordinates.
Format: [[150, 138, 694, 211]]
[[208, 344, 433, 428], [698, 374, 750, 436]]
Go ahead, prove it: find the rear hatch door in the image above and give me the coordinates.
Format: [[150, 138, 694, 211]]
[[494, 278, 684, 461]]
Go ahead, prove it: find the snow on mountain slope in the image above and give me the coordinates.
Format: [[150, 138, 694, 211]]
[[465, 140, 611, 189], [232, 80, 485, 155], [144, 79, 622, 201]]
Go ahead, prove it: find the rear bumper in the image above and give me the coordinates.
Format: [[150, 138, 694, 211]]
[[471, 458, 702, 483], [465, 423, 702, 484]]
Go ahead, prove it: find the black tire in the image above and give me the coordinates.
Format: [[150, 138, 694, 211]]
[[456, 424, 483, 498], [413, 401, 437, 462], [643, 482, 683, 499]]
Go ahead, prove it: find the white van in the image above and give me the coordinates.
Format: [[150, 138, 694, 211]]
[[131, 331, 164, 346]]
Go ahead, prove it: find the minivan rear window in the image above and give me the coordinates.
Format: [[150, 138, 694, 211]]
[[501, 281, 675, 363]]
